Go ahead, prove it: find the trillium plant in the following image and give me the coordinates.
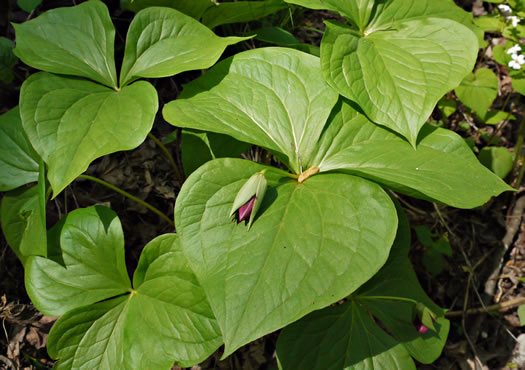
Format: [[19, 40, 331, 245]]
[[0, 0, 514, 369]]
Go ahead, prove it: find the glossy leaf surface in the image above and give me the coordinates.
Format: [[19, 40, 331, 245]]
[[25, 206, 131, 316], [120, 6, 249, 86], [13, 0, 118, 88], [20, 72, 157, 196], [310, 101, 512, 208], [286, 0, 479, 145], [201, 0, 287, 29], [176, 158, 398, 356], [181, 130, 251, 177], [321, 17, 477, 146], [276, 203, 449, 369], [164, 48, 339, 174], [46, 226, 221, 369], [0, 107, 40, 191], [120, 0, 215, 19]]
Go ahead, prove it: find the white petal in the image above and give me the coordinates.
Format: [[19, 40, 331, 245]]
[[509, 60, 521, 70]]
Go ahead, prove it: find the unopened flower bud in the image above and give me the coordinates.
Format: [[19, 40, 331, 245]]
[[230, 171, 267, 229], [413, 302, 436, 335]]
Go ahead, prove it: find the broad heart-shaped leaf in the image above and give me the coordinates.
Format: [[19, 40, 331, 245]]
[[455, 68, 499, 118], [308, 100, 512, 208], [277, 301, 414, 370], [19, 72, 158, 197], [321, 17, 478, 146], [0, 37, 18, 84], [276, 202, 450, 369], [285, 0, 375, 29], [0, 107, 40, 191], [47, 232, 221, 369], [13, 0, 118, 89], [119, 7, 250, 87], [201, 0, 288, 29], [25, 206, 131, 316], [120, 0, 215, 19], [163, 48, 339, 174], [176, 158, 398, 357], [1, 184, 46, 264]]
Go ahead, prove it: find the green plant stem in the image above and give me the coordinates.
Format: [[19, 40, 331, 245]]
[[355, 295, 418, 305], [269, 167, 298, 179], [147, 132, 184, 184], [78, 174, 175, 228]]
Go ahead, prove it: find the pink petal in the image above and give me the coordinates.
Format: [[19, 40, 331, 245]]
[[417, 324, 429, 334], [238, 196, 256, 222]]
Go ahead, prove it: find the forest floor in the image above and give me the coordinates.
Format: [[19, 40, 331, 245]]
[[1, 0, 525, 369]]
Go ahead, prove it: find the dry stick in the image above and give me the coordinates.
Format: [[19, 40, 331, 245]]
[[147, 133, 184, 185], [467, 195, 525, 348], [484, 195, 525, 298], [446, 296, 525, 318], [78, 174, 175, 229]]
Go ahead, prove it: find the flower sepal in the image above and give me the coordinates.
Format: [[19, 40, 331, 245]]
[[230, 171, 267, 230], [412, 302, 437, 335]]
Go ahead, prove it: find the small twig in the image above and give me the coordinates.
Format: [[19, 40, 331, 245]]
[[78, 175, 175, 229], [446, 296, 525, 318], [485, 195, 525, 297]]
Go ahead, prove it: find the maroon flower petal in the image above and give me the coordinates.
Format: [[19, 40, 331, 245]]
[[238, 196, 256, 222], [413, 316, 429, 334], [416, 323, 429, 334]]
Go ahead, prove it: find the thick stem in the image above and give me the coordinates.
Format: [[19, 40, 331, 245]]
[[78, 174, 175, 229]]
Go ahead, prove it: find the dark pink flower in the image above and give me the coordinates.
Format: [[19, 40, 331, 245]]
[[237, 196, 256, 222]]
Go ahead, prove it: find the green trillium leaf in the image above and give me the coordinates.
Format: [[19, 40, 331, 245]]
[[478, 146, 514, 179], [120, 0, 215, 19], [13, 0, 118, 89], [0, 37, 18, 84], [0, 107, 40, 191], [43, 210, 221, 369], [201, 0, 288, 29], [285, 0, 375, 29], [455, 68, 499, 118], [1, 183, 47, 264], [120, 6, 250, 87], [163, 48, 339, 174], [321, 18, 477, 146], [25, 206, 131, 316], [19, 72, 158, 197], [276, 202, 450, 369], [309, 100, 512, 208], [286, 0, 479, 145], [181, 130, 251, 177], [176, 158, 398, 357]]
